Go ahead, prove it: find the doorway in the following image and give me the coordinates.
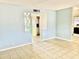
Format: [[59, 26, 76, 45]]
[[31, 13, 41, 42]]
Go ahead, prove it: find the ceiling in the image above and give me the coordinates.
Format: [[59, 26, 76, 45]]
[[0, 0, 79, 10]]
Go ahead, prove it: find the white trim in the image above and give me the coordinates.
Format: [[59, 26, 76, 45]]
[[56, 37, 72, 42], [42, 37, 56, 41], [0, 36, 72, 52], [0, 43, 32, 52], [42, 36, 72, 42]]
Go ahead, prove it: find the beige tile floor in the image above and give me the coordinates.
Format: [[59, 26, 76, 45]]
[[0, 36, 79, 59]]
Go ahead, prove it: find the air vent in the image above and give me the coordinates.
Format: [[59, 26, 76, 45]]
[[33, 9, 40, 12]]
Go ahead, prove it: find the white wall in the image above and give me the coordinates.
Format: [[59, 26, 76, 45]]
[[42, 11, 56, 40], [0, 3, 73, 50], [56, 8, 72, 40], [0, 4, 56, 50], [0, 4, 32, 49], [42, 8, 73, 41]]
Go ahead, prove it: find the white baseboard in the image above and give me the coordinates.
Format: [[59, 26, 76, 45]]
[[42, 37, 56, 41], [0, 37, 72, 52], [56, 37, 72, 42], [0, 43, 32, 52], [42, 36, 72, 42]]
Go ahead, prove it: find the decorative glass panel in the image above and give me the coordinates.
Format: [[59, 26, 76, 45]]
[[24, 12, 31, 32]]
